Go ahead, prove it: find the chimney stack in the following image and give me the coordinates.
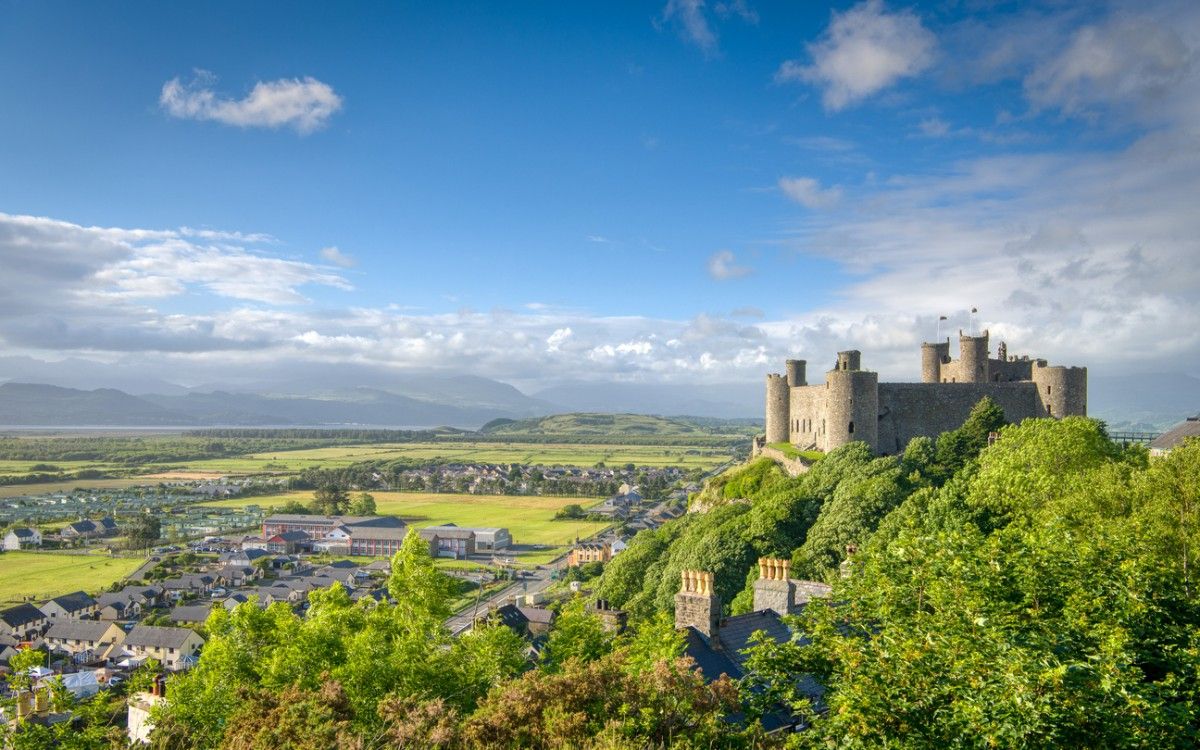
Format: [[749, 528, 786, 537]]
[[674, 569, 720, 641], [753, 557, 798, 616]]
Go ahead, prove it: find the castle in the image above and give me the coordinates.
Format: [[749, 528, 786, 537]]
[[759, 331, 1087, 455]]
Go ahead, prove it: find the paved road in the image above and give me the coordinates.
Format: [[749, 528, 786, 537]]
[[445, 561, 560, 635]]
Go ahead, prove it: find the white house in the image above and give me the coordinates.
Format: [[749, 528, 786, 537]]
[[3, 528, 41, 551]]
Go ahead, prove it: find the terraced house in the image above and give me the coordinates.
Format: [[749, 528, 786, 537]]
[[44, 619, 125, 663], [40, 590, 99, 620], [0, 603, 48, 640], [121, 625, 205, 671]]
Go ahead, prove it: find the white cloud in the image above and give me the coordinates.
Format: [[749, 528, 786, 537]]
[[320, 246, 356, 268], [658, 0, 756, 55], [778, 0, 936, 111], [160, 70, 343, 134], [918, 117, 951, 137], [660, 0, 717, 54], [546, 327, 573, 352], [1025, 12, 1196, 122], [707, 249, 752, 280], [778, 176, 843, 209]]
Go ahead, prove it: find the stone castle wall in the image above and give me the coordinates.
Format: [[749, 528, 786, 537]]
[[764, 336, 1087, 456], [875, 382, 1044, 454]]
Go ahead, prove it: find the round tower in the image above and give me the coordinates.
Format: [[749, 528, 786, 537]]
[[824, 358, 878, 452], [786, 359, 807, 387], [1032, 364, 1088, 419], [921, 340, 950, 383], [835, 350, 862, 372], [958, 330, 990, 384], [765, 374, 789, 444]]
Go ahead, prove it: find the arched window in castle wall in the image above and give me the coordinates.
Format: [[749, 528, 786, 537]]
[[848, 421, 854, 434]]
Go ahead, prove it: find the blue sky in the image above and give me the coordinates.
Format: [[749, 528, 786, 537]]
[[0, 0, 1197, 391]]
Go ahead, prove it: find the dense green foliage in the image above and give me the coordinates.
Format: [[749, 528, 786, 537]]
[[747, 421, 1200, 747], [596, 442, 914, 618], [10, 402, 1197, 748]]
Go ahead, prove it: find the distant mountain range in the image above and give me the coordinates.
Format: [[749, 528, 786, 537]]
[[0, 370, 1193, 431], [0, 382, 549, 429]]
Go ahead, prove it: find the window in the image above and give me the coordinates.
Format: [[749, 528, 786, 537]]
[[848, 421, 855, 434], [1047, 385, 1052, 394]]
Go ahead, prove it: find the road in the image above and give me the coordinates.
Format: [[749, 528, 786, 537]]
[[445, 561, 559, 635], [444, 459, 736, 634]]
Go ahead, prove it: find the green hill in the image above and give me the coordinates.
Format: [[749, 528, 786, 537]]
[[478, 412, 757, 439]]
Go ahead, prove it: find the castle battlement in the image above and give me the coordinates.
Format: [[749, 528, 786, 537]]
[[763, 336, 1087, 455]]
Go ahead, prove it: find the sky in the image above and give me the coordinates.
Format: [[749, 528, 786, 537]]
[[0, 0, 1198, 394]]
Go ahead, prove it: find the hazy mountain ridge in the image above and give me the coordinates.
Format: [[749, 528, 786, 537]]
[[0, 370, 1194, 430]]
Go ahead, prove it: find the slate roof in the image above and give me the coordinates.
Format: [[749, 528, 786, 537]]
[[419, 526, 476, 540], [45, 619, 117, 642], [517, 606, 556, 625], [125, 624, 202, 649], [0, 603, 47, 628], [169, 604, 215, 624], [264, 514, 405, 528], [65, 520, 96, 535], [9, 528, 36, 539], [1150, 416, 1200, 452], [44, 591, 97, 613]]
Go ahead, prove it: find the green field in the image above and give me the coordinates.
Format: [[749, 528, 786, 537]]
[[200, 491, 609, 548], [0, 477, 164, 499], [178, 441, 726, 474], [0, 551, 145, 604]]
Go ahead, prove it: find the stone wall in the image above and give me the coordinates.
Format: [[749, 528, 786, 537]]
[[757, 445, 812, 477], [876, 382, 1044, 454]]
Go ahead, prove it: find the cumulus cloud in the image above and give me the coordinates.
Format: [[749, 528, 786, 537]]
[[778, 0, 936, 110], [707, 249, 752, 280], [320, 246, 356, 268], [160, 70, 343, 134], [778, 176, 843, 209], [546, 327, 573, 352], [0, 213, 351, 356]]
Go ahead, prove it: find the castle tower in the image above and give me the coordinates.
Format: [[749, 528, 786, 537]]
[[921, 340, 950, 383], [835, 350, 861, 371], [786, 359, 807, 387], [825, 351, 879, 452], [765, 373, 789, 444], [1032, 364, 1088, 419], [675, 570, 720, 640], [753, 557, 797, 616], [958, 330, 990, 383]]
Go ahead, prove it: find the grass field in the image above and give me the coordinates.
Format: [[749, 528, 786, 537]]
[[0, 551, 145, 604], [0, 477, 164, 499], [200, 491, 609, 547], [178, 441, 727, 474]]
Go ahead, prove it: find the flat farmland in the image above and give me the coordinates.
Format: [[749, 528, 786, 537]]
[[0, 477, 162, 499], [0, 459, 115, 476], [178, 441, 727, 474], [200, 491, 609, 547], [0, 551, 145, 604]]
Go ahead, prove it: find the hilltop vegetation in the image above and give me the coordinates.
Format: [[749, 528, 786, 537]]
[[479, 412, 758, 445], [593, 399, 1200, 746]]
